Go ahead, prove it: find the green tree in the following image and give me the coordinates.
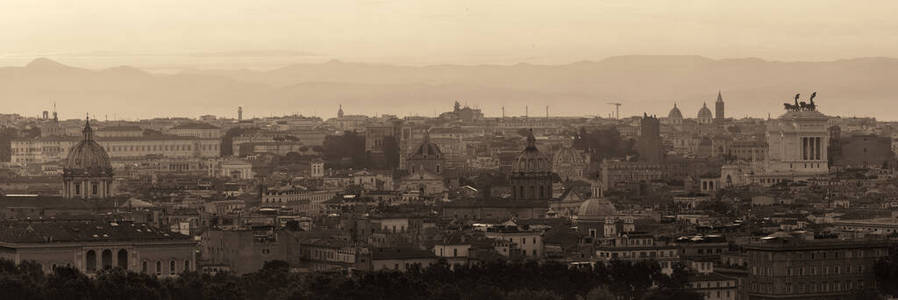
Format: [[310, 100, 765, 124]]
[[44, 266, 94, 300]]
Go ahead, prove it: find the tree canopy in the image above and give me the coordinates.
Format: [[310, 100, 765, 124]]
[[0, 258, 702, 300]]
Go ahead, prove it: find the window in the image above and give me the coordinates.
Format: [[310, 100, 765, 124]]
[[170, 260, 176, 275], [184, 260, 190, 272], [453, 249, 458, 257], [155, 261, 162, 275]]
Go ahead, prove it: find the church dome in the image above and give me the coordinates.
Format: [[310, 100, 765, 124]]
[[552, 146, 586, 167], [697, 103, 712, 119], [410, 131, 442, 159], [512, 129, 551, 173], [577, 197, 617, 218], [64, 119, 112, 176], [668, 103, 683, 120]]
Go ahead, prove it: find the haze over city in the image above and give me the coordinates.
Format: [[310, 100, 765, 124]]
[[3, 0, 898, 120]]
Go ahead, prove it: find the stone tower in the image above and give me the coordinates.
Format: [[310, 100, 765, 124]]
[[637, 114, 663, 163], [715, 91, 725, 120]]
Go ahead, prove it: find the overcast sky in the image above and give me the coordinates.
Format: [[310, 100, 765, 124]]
[[2, 0, 898, 69]]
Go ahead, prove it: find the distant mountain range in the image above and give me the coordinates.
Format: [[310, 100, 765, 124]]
[[3, 56, 897, 120]]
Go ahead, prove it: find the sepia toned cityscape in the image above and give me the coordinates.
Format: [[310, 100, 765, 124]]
[[3, 1, 898, 300]]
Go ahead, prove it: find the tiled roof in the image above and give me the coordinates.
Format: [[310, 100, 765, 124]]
[[0, 195, 97, 209], [0, 220, 191, 244]]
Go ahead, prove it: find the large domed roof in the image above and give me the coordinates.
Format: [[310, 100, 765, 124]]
[[64, 118, 112, 176], [512, 129, 551, 173], [668, 103, 683, 120], [577, 197, 617, 218], [410, 131, 442, 159], [697, 103, 712, 119], [552, 145, 586, 166]]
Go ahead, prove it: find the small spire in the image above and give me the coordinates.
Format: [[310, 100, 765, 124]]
[[82, 114, 94, 141], [526, 128, 536, 149]]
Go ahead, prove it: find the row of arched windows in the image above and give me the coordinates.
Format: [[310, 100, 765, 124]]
[[85, 249, 190, 276], [141, 259, 191, 275], [85, 249, 128, 273]]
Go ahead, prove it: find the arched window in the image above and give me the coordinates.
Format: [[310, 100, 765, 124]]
[[142, 261, 148, 273], [170, 260, 176, 275], [85, 250, 97, 273], [184, 260, 190, 272], [101, 249, 113, 269], [117, 249, 128, 270], [155, 261, 162, 275]]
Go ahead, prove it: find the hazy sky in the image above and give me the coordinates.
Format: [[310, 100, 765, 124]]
[[2, 0, 898, 70]]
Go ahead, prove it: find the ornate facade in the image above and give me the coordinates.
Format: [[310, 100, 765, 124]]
[[765, 96, 829, 177]]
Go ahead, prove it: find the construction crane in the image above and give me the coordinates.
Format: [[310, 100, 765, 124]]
[[607, 102, 622, 119]]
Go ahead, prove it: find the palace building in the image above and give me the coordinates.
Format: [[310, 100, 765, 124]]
[[11, 133, 220, 166], [741, 235, 889, 300], [0, 220, 195, 277]]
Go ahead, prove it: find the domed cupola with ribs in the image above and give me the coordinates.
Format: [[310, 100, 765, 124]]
[[512, 130, 551, 174], [510, 129, 553, 201], [697, 102, 713, 125], [63, 117, 114, 199], [407, 129, 445, 174], [667, 103, 683, 125], [552, 142, 589, 181]]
